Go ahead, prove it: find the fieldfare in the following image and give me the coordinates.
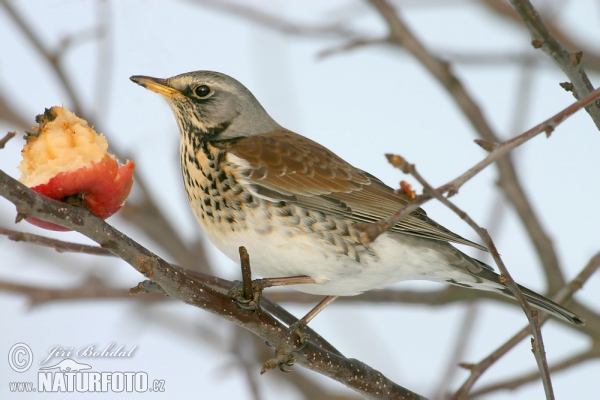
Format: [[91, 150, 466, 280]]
[[131, 71, 583, 327]]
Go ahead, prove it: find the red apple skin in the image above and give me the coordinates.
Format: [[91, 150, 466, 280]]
[[26, 155, 135, 231]]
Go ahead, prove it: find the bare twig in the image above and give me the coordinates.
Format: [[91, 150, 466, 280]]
[[0, 131, 16, 149], [453, 252, 600, 398], [507, 0, 600, 129], [358, 86, 600, 245], [318, 37, 387, 59], [1, 0, 83, 117], [387, 157, 554, 399], [437, 177, 551, 397], [119, 175, 213, 273], [368, 0, 566, 293], [0, 276, 165, 306], [0, 227, 114, 256], [482, 0, 600, 73], [186, 0, 362, 38], [468, 345, 600, 398]]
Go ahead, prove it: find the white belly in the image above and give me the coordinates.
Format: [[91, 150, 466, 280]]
[[195, 201, 453, 296]]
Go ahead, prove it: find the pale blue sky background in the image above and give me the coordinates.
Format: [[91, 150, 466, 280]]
[[1, 1, 599, 399]]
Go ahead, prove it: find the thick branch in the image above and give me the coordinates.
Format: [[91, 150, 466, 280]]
[[0, 169, 424, 400]]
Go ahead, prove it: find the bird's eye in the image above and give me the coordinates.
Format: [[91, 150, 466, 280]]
[[194, 85, 212, 98]]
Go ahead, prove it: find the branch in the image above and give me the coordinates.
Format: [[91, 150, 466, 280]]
[[481, 0, 600, 73], [119, 175, 213, 273], [186, 0, 362, 39], [452, 252, 600, 398], [0, 277, 164, 306], [508, 0, 600, 129], [0, 131, 17, 149], [0, 227, 114, 256], [1, 0, 84, 117], [467, 345, 600, 398], [3, 223, 595, 334], [357, 86, 600, 244], [387, 157, 554, 399], [368, 0, 567, 293], [0, 169, 425, 400], [1, 1, 209, 275]]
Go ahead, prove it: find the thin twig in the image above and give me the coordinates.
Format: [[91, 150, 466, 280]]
[[467, 345, 600, 398], [1, 0, 83, 117], [368, 0, 566, 293], [317, 37, 387, 59], [396, 159, 554, 399], [506, 0, 600, 129], [0, 277, 165, 306], [186, 0, 362, 38], [358, 86, 600, 245], [453, 252, 600, 398], [0, 131, 17, 149], [0, 227, 114, 256], [481, 0, 600, 74]]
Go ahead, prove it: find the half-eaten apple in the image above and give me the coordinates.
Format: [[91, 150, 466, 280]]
[[18, 106, 134, 231]]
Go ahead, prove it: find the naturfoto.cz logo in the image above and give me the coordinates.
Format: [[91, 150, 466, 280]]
[[7, 342, 165, 394]]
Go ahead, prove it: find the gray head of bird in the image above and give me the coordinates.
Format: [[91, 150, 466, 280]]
[[130, 70, 281, 140]]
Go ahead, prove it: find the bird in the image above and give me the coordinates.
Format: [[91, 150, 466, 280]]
[[131, 70, 583, 327]]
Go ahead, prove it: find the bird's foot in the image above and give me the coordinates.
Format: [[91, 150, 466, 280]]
[[228, 280, 262, 311], [264, 321, 309, 352], [261, 321, 310, 373], [288, 321, 310, 352], [261, 350, 295, 374]]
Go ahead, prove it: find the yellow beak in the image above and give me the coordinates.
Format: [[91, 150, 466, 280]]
[[130, 75, 181, 98]]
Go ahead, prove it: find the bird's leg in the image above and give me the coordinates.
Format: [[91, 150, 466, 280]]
[[288, 295, 339, 350], [261, 295, 340, 373], [230, 247, 318, 309], [229, 275, 317, 310]]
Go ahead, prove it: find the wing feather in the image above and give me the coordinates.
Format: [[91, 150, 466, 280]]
[[216, 129, 486, 251]]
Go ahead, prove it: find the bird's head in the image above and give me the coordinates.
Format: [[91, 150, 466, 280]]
[[130, 71, 280, 140]]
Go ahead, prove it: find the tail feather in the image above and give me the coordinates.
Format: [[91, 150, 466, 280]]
[[496, 284, 584, 326], [430, 242, 583, 326], [470, 259, 585, 326]]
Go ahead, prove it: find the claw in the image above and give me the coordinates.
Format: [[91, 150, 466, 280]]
[[261, 352, 296, 375], [288, 322, 309, 351], [278, 363, 293, 373], [228, 280, 261, 311]]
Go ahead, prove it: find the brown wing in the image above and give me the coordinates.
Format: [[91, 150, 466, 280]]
[[217, 129, 486, 251]]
